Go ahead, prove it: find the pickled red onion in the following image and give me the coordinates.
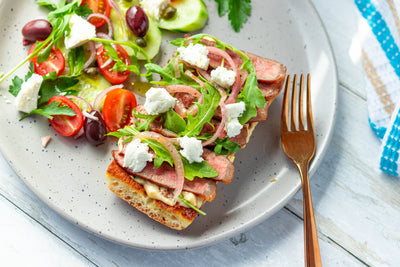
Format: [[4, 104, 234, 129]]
[[202, 87, 227, 147]]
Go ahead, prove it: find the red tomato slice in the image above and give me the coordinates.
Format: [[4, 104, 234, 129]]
[[28, 43, 65, 77], [47, 95, 84, 137], [96, 44, 131, 84], [81, 0, 111, 28], [103, 89, 137, 132]]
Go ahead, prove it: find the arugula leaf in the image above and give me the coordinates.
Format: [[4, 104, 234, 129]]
[[163, 109, 186, 134], [214, 138, 241, 155], [19, 101, 76, 120], [214, 0, 252, 32], [145, 58, 199, 87], [182, 83, 220, 137], [178, 195, 206, 215], [68, 46, 86, 76], [181, 157, 218, 181], [132, 109, 160, 131], [36, 0, 58, 10]]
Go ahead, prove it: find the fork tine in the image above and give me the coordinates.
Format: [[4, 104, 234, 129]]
[[298, 74, 305, 131], [281, 75, 291, 132], [306, 74, 314, 132], [291, 74, 297, 131]]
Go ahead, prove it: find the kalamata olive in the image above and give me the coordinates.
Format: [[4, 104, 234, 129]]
[[135, 37, 147, 47], [162, 6, 177, 20], [126, 6, 149, 38], [22, 19, 52, 46], [84, 110, 107, 146]]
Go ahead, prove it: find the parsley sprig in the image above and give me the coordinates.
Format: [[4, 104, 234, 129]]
[[214, 0, 252, 32]]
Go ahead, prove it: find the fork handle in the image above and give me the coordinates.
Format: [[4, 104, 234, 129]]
[[298, 162, 322, 267]]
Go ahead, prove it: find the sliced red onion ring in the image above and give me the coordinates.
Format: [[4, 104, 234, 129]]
[[92, 84, 124, 112], [83, 41, 96, 70], [87, 13, 114, 38], [202, 87, 227, 147], [135, 131, 185, 199], [206, 46, 241, 104]]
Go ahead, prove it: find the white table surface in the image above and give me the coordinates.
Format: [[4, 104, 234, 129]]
[[1, 0, 400, 266]]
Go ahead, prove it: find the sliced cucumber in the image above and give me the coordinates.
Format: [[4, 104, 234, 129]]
[[110, 0, 162, 60], [157, 0, 208, 33]]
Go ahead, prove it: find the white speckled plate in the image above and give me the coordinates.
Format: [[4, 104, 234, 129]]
[[0, 0, 337, 250]]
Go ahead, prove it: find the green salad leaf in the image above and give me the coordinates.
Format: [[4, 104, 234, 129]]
[[164, 109, 187, 134], [182, 157, 218, 181], [19, 101, 76, 120]]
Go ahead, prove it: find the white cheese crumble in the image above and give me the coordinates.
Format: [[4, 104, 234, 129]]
[[123, 139, 153, 172], [210, 66, 236, 88], [64, 14, 96, 49], [177, 43, 210, 70], [178, 136, 203, 163], [225, 102, 246, 138], [143, 87, 176, 115], [141, 0, 170, 20], [15, 73, 43, 113]]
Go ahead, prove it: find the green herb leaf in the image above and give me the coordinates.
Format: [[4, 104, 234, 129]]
[[214, 0, 229, 16], [38, 74, 79, 106], [9, 76, 24, 97], [214, 138, 241, 155], [181, 157, 218, 181], [178, 195, 206, 215], [68, 46, 86, 76], [163, 109, 187, 134], [182, 83, 220, 137], [214, 0, 252, 32], [19, 101, 76, 120]]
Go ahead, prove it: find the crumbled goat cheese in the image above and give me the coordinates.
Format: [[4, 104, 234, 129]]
[[210, 66, 236, 88], [64, 14, 96, 49], [225, 102, 246, 138], [15, 73, 43, 113], [177, 43, 210, 70], [141, 0, 170, 20], [123, 139, 153, 172], [143, 87, 176, 115], [178, 136, 203, 163]]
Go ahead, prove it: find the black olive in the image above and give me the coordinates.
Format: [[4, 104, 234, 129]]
[[84, 110, 107, 146], [126, 6, 149, 38], [22, 19, 52, 46]]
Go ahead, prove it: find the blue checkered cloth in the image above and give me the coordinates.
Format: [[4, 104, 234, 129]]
[[355, 0, 400, 175]]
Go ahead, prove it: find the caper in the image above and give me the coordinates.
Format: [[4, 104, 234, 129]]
[[163, 6, 177, 20], [135, 37, 147, 47]]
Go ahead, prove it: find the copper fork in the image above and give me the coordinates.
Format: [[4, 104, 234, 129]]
[[281, 74, 321, 266]]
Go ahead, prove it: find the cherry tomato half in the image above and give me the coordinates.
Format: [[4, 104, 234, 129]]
[[81, 0, 111, 28], [96, 44, 131, 84], [28, 43, 65, 77], [103, 89, 137, 132], [47, 95, 84, 137]]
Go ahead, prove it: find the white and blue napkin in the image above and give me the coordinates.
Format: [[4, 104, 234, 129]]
[[355, 0, 400, 176]]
